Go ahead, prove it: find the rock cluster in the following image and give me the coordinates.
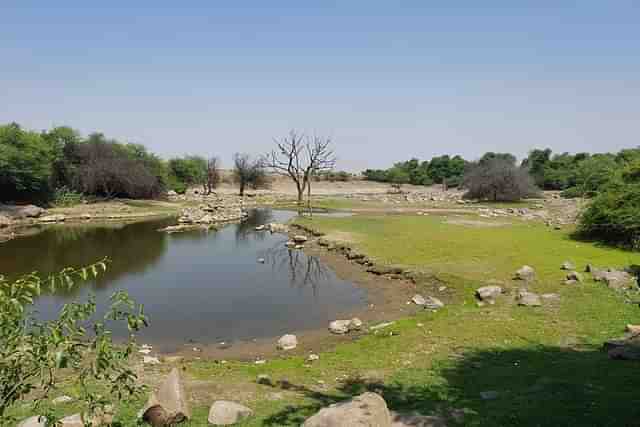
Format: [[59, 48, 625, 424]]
[[329, 318, 363, 334]]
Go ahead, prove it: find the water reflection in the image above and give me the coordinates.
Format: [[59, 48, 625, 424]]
[[0, 209, 366, 351]]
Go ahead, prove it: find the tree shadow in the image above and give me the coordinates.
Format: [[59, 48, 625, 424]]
[[261, 344, 640, 426]]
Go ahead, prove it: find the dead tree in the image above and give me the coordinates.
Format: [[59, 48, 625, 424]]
[[233, 153, 267, 197], [263, 130, 336, 212]]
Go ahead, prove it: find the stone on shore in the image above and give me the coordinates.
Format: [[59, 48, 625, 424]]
[[208, 401, 253, 425], [277, 334, 298, 351], [515, 265, 536, 281], [303, 393, 392, 427], [141, 368, 191, 425]]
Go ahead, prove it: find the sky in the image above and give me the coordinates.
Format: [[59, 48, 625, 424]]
[[1, 1, 639, 171]]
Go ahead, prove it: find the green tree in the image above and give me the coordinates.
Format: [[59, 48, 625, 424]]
[[0, 123, 54, 201], [168, 156, 207, 193]]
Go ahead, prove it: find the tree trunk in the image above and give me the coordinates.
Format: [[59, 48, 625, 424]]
[[239, 180, 245, 197]]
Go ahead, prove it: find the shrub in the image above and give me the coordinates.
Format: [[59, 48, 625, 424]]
[[462, 159, 540, 202], [0, 260, 148, 423], [51, 186, 85, 207], [578, 182, 640, 249]]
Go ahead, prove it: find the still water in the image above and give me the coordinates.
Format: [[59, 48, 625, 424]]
[[0, 209, 366, 351]]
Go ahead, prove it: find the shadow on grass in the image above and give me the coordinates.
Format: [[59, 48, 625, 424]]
[[262, 344, 640, 426]]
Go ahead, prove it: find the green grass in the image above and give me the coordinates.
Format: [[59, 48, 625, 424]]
[[10, 213, 640, 426]]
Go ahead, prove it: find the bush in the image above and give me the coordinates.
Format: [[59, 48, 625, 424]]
[[51, 186, 85, 207], [0, 260, 148, 423], [462, 159, 540, 202], [578, 182, 640, 249]]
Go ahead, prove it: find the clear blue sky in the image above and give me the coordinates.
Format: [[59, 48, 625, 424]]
[[1, 1, 638, 170]]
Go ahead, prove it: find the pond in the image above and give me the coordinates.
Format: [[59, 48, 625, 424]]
[[0, 209, 367, 352]]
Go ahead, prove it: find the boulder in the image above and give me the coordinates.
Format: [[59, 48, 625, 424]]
[[602, 271, 635, 290], [53, 395, 74, 405], [476, 285, 502, 302], [626, 324, 640, 335], [167, 190, 178, 196], [515, 265, 536, 282], [390, 412, 447, 427], [17, 416, 46, 427], [293, 235, 308, 243], [423, 296, 445, 310], [268, 223, 289, 234], [0, 215, 10, 228], [207, 401, 253, 425], [303, 392, 392, 427], [255, 225, 265, 231], [516, 290, 542, 307], [277, 334, 298, 351], [329, 320, 352, 335], [561, 261, 575, 271], [412, 294, 427, 306], [17, 205, 45, 218], [142, 368, 191, 425], [59, 414, 84, 427], [349, 318, 364, 331], [566, 271, 583, 283], [605, 335, 640, 361]]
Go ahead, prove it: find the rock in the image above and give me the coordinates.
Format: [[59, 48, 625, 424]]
[[561, 261, 575, 270], [59, 414, 84, 427], [329, 320, 351, 335], [515, 265, 536, 281], [412, 294, 427, 306], [81, 213, 92, 220], [423, 296, 445, 310], [307, 354, 320, 362], [257, 258, 265, 264], [602, 271, 635, 290], [293, 235, 308, 243], [390, 412, 447, 427], [516, 290, 542, 307], [0, 215, 11, 228], [626, 324, 640, 335], [268, 223, 289, 233], [349, 318, 364, 330], [257, 374, 272, 385], [142, 368, 191, 425], [83, 405, 115, 426], [198, 214, 214, 224], [255, 225, 265, 231], [318, 238, 330, 247], [367, 265, 405, 275], [17, 205, 45, 218], [143, 356, 161, 365], [605, 335, 640, 360], [17, 416, 46, 427], [167, 190, 178, 196], [207, 401, 253, 425], [476, 285, 502, 301], [277, 334, 298, 350], [39, 214, 66, 223], [164, 356, 184, 363], [53, 395, 74, 404], [566, 271, 583, 283], [302, 392, 392, 427], [370, 321, 395, 331]]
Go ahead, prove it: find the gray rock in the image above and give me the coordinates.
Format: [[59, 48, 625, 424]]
[[329, 320, 351, 334], [208, 401, 253, 425], [17, 416, 46, 427], [412, 294, 427, 306], [602, 271, 634, 290], [17, 205, 45, 218], [566, 271, 583, 282], [476, 285, 502, 301], [517, 290, 542, 307], [605, 335, 640, 361], [303, 392, 392, 427], [142, 368, 191, 424], [268, 223, 289, 233], [293, 235, 308, 243], [515, 265, 536, 281], [561, 261, 575, 271], [52, 395, 73, 405], [59, 414, 83, 427], [277, 334, 298, 351], [390, 412, 447, 427], [423, 296, 445, 310]]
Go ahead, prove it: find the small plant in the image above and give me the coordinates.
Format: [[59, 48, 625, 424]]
[[0, 259, 148, 425], [52, 186, 84, 207]]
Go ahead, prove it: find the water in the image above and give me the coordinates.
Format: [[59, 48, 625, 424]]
[[0, 209, 366, 352]]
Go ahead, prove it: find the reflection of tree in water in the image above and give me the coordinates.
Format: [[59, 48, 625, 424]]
[[262, 243, 333, 296], [0, 219, 171, 296], [234, 209, 275, 244]]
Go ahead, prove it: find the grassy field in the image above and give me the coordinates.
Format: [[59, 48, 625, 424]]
[[11, 212, 640, 426]]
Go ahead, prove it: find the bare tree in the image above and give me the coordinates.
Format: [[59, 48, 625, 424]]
[[205, 157, 221, 195], [462, 158, 540, 202], [233, 153, 267, 197], [263, 130, 336, 209]]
